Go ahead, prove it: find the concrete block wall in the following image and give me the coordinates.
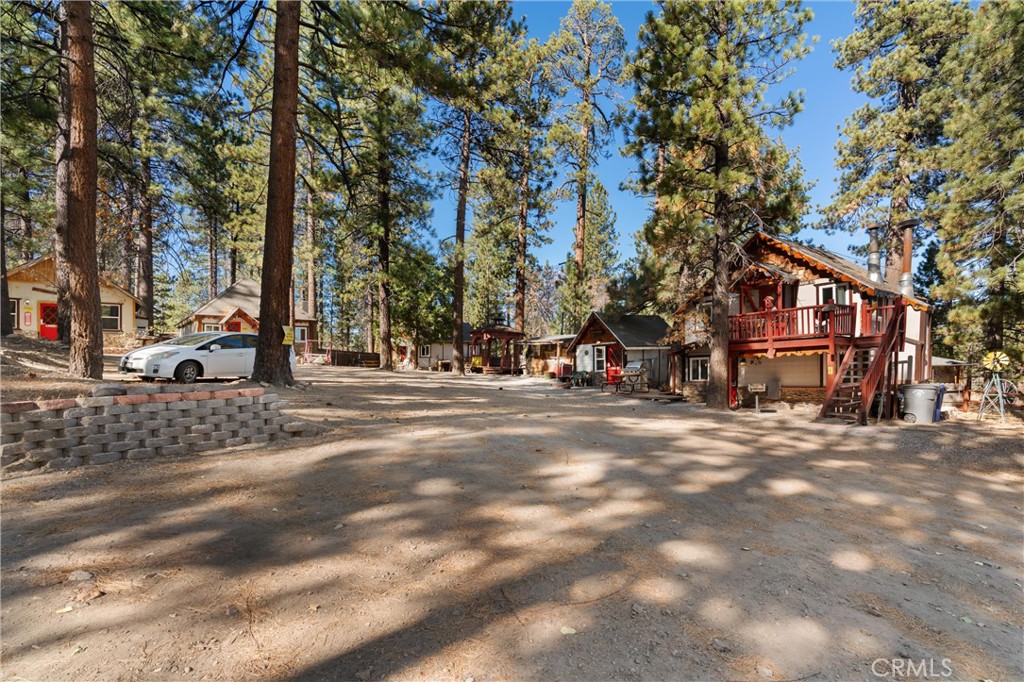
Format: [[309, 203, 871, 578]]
[[1, 383, 318, 476]]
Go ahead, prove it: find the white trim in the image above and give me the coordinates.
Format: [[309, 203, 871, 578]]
[[689, 356, 710, 382], [101, 303, 122, 331]]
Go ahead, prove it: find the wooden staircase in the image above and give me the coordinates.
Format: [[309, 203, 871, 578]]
[[819, 302, 907, 425], [820, 345, 874, 420]]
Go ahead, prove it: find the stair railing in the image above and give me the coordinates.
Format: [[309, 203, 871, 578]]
[[818, 342, 859, 419], [857, 302, 906, 425]]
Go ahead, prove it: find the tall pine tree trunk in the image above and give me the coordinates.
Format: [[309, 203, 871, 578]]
[[54, 0, 72, 344], [451, 110, 471, 374], [135, 154, 154, 326], [251, 0, 299, 385], [207, 221, 218, 300], [514, 158, 529, 332], [574, 122, 588, 284], [305, 186, 316, 321], [18, 169, 32, 261], [365, 285, 375, 353], [66, 0, 103, 378], [377, 145, 393, 371], [706, 143, 731, 410], [1, 196, 11, 337]]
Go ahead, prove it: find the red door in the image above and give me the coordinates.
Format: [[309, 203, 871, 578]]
[[39, 303, 58, 340], [225, 321, 242, 332]]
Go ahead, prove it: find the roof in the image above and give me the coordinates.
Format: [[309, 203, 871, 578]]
[[933, 356, 970, 367], [758, 233, 929, 309], [181, 277, 316, 327], [602, 313, 670, 347], [7, 254, 143, 305], [568, 312, 670, 352], [675, 232, 930, 313], [526, 334, 576, 345]]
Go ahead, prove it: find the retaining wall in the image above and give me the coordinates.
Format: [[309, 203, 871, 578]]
[[1, 383, 317, 476]]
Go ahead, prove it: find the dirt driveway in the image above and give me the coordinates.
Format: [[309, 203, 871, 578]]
[[2, 367, 1022, 681]]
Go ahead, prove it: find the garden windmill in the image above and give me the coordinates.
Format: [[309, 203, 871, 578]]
[[977, 351, 1012, 423]]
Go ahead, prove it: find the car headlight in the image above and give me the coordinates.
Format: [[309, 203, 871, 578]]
[[149, 350, 180, 361]]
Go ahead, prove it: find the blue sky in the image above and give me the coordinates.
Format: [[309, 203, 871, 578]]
[[432, 1, 872, 270]]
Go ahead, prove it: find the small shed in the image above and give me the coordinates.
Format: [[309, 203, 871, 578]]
[[414, 323, 472, 371], [567, 312, 671, 387], [525, 334, 575, 379], [470, 323, 526, 374]]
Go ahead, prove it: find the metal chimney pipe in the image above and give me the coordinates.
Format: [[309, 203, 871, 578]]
[[896, 218, 920, 298], [866, 223, 882, 283]]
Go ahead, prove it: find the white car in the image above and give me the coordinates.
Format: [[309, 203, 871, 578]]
[[118, 332, 296, 383]]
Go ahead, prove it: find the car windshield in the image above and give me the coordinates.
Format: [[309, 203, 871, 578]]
[[162, 333, 224, 347]]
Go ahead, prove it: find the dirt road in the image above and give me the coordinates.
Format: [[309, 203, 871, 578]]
[[2, 367, 1022, 681]]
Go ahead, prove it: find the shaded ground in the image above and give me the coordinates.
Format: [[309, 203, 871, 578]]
[[2, 366, 1022, 681]]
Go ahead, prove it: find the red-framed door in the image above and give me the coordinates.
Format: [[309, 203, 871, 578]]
[[606, 345, 623, 383], [225, 320, 242, 332], [39, 303, 58, 340]]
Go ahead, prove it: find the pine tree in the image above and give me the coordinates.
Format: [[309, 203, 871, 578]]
[[430, 0, 518, 373], [66, 0, 103, 378], [549, 0, 625, 297], [932, 0, 1023, 363], [556, 179, 619, 329], [825, 0, 970, 281], [628, 0, 811, 409], [251, 0, 300, 386]]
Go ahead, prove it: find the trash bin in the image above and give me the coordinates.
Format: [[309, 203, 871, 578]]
[[901, 384, 939, 424], [933, 383, 947, 422]]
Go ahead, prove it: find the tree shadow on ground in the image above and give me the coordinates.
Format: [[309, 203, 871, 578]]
[[2, 367, 1021, 681]]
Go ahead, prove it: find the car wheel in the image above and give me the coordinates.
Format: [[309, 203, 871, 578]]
[[174, 360, 200, 384]]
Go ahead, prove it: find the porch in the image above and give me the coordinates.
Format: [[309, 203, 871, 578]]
[[728, 303, 900, 354]]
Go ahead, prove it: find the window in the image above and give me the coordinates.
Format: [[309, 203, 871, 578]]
[[202, 323, 222, 332], [594, 346, 606, 372], [216, 334, 248, 349], [101, 304, 121, 331], [294, 326, 307, 343], [7, 299, 18, 330], [689, 357, 710, 382], [819, 284, 848, 305], [419, 344, 431, 358], [242, 335, 258, 349]]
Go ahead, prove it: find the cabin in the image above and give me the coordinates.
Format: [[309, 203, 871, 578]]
[[414, 323, 472, 371], [524, 334, 575, 379], [672, 228, 932, 423], [4, 255, 145, 339], [567, 312, 671, 387], [470, 323, 527, 374], [178, 277, 317, 347]]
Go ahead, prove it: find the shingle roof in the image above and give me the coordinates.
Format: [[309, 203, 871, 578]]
[[762, 233, 928, 307], [182, 277, 316, 326], [595, 312, 670, 348]]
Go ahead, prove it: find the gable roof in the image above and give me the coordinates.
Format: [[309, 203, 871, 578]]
[[568, 312, 670, 352], [759, 233, 922, 302], [676, 232, 929, 313], [181, 277, 316, 327], [7, 254, 143, 305]]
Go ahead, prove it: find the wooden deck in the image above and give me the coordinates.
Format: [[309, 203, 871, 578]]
[[727, 303, 899, 354]]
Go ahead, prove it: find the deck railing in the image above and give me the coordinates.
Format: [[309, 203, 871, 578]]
[[728, 304, 856, 342], [861, 304, 899, 336]]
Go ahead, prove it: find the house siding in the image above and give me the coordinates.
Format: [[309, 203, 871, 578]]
[[6, 258, 139, 338]]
